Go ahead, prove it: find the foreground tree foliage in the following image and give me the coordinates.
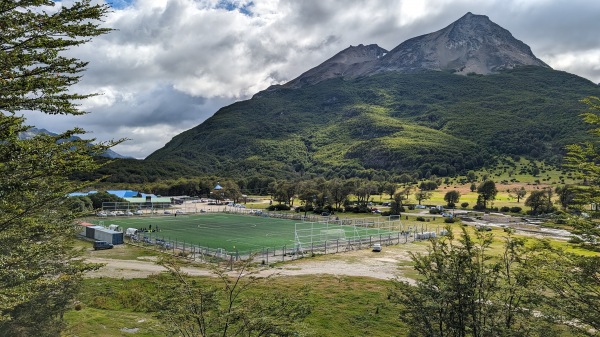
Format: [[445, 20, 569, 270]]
[[0, 1, 115, 335], [531, 246, 600, 334], [390, 227, 557, 337], [152, 257, 311, 337]]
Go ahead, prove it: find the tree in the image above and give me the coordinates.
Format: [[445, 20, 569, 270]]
[[152, 257, 311, 336], [390, 192, 405, 215], [524, 190, 552, 215], [565, 96, 600, 205], [419, 180, 438, 191], [401, 186, 412, 201], [443, 190, 461, 208], [554, 185, 578, 210], [477, 180, 498, 209], [382, 181, 397, 199], [470, 182, 477, 192], [414, 190, 432, 205], [223, 180, 243, 204], [531, 244, 600, 333], [66, 196, 93, 214], [391, 227, 545, 336], [398, 173, 412, 185], [0, 1, 116, 334], [510, 187, 527, 203], [326, 178, 350, 210], [88, 191, 127, 210]]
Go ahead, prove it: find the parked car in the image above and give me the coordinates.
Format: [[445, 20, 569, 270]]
[[125, 211, 134, 216], [93, 241, 113, 250], [108, 211, 117, 216], [97, 211, 107, 217], [134, 210, 143, 215], [372, 243, 382, 252], [164, 210, 172, 215], [176, 210, 186, 214]]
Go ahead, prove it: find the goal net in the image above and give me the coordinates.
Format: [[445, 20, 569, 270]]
[[319, 228, 347, 242]]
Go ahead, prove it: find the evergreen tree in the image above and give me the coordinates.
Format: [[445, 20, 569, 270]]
[[0, 1, 116, 334]]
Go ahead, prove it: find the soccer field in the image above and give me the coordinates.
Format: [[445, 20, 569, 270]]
[[92, 213, 300, 253]]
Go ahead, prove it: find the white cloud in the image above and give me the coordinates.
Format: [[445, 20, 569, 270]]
[[20, 0, 600, 159]]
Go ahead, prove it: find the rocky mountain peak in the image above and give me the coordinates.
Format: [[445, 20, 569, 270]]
[[281, 13, 549, 88], [374, 12, 550, 75], [282, 44, 388, 88]]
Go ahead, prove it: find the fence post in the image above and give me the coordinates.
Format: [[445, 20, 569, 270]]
[[266, 248, 269, 266], [325, 241, 327, 254], [336, 239, 339, 253], [282, 246, 285, 262]]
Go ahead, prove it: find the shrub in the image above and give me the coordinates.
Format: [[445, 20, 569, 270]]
[[473, 204, 486, 211], [509, 206, 522, 213], [444, 217, 455, 223], [267, 204, 291, 211], [460, 202, 469, 208], [500, 206, 510, 212], [416, 216, 426, 222]]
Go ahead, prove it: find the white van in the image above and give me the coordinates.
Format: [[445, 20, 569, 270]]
[[125, 228, 138, 237]]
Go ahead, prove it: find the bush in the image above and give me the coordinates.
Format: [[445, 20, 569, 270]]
[[444, 217, 456, 223], [473, 204, 486, 211], [500, 206, 510, 212], [429, 208, 442, 214], [460, 202, 469, 208], [509, 206, 522, 213], [267, 204, 291, 211], [416, 216, 426, 222]]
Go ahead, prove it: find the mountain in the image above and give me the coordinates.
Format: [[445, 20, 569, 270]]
[[279, 12, 549, 89], [19, 128, 130, 159], [111, 13, 600, 182]]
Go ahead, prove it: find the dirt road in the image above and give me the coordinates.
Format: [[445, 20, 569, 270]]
[[85, 244, 425, 282]]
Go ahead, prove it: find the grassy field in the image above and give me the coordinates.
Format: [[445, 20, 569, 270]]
[[88, 213, 403, 254], [89, 214, 299, 253]]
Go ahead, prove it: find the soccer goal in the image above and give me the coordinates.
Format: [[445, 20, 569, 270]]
[[319, 228, 347, 242], [294, 216, 405, 254]]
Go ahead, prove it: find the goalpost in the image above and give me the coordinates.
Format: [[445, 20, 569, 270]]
[[294, 216, 405, 254], [319, 228, 347, 242]]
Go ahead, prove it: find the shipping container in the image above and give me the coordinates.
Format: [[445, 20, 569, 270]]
[[94, 228, 124, 245], [85, 225, 104, 239]]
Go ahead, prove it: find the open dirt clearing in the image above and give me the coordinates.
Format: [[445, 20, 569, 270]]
[[85, 243, 428, 282]]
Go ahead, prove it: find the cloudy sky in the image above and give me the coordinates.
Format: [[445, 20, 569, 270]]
[[22, 0, 600, 159]]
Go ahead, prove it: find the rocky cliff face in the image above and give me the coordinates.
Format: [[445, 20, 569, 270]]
[[283, 12, 550, 88]]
